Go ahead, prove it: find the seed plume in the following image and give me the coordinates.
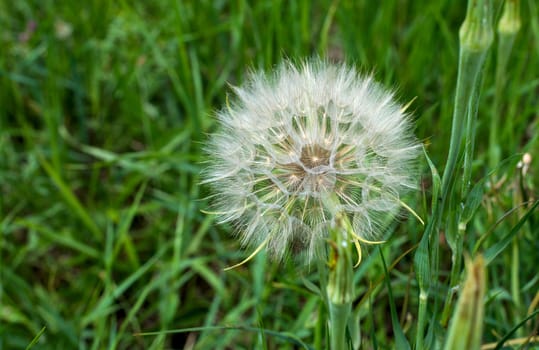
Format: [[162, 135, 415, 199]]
[[203, 60, 420, 263]]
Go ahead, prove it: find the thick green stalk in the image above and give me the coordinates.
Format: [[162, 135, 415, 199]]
[[329, 302, 351, 350], [440, 0, 493, 206], [327, 212, 354, 350], [439, 0, 493, 325]]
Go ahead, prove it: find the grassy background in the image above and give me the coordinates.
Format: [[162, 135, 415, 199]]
[[1, 0, 538, 349]]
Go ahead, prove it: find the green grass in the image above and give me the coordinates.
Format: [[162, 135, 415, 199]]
[[1, 0, 538, 349]]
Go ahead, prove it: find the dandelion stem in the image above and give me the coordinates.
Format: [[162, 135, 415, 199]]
[[327, 212, 354, 350], [329, 301, 351, 350]]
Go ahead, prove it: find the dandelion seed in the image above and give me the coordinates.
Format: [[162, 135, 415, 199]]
[[203, 60, 420, 264]]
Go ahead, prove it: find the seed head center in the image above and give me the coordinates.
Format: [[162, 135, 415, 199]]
[[300, 144, 330, 169]]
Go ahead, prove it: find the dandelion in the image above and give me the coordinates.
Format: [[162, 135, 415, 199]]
[[203, 60, 420, 266]]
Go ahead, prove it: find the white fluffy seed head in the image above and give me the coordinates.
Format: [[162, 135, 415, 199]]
[[203, 60, 420, 263]]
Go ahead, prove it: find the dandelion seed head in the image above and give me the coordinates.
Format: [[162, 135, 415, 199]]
[[204, 60, 420, 263]]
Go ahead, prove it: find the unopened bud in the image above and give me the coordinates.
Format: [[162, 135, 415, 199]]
[[498, 0, 521, 35], [459, 0, 494, 51]]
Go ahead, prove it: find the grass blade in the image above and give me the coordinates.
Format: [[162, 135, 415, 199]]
[[484, 200, 539, 265]]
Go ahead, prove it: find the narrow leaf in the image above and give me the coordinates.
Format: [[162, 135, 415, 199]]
[[484, 200, 539, 265]]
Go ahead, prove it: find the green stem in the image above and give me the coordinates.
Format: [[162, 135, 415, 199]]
[[327, 212, 354, 350], [441, 21, 492, 205], [439, 0, 493, 323], [511, 238, 521, 310], [489, 0, 521, 168], [416, 290, 429, 350], [414, 218, 434, 349], [441, 0, 493, 213], [511, 234, 522, 337], [329, 302, 351, 350]]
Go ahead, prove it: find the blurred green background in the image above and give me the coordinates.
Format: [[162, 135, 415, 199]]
[[0, 0, 537, 349]]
